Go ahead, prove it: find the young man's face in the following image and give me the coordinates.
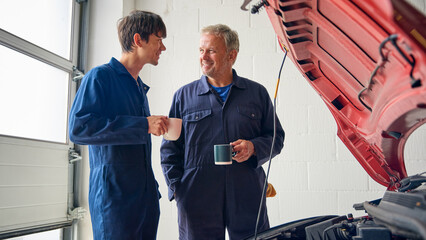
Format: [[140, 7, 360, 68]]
[[143, 33, 166, 66], [199, 33, 235, 81]]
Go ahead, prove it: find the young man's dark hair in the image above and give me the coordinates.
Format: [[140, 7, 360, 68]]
[[117, 10, 167, 53]]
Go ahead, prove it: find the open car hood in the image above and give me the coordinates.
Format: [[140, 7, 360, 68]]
[[253, 0, 426, 190]]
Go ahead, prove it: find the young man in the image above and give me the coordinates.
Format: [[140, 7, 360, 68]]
[[69, 10, 168, 240], [161, 24, 285, 240]]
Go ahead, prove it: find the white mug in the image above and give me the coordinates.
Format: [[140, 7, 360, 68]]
[[163, 118, 182, 141]]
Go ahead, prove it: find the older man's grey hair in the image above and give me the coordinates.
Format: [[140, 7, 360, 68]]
[[201, 24, 239, 52]]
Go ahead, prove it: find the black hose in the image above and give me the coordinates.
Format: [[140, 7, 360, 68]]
[[253, 47, 287, 240]]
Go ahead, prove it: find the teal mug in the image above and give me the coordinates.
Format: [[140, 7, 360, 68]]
[[214, 144, 235, 165]]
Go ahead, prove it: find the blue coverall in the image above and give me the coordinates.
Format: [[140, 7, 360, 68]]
[[161, 70, 285, 240], [69, 58, 160, 240]]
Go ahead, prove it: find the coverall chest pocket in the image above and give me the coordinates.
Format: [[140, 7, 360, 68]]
[[183, 109, 212, 146], [237, 105, 263, 137]]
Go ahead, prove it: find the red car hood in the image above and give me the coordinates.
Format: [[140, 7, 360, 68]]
[[260, 0, 426, 190]]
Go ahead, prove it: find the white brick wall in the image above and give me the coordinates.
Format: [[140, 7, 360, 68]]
[[79, 0, 426, 239]]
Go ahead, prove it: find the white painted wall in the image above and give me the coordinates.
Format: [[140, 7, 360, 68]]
[[77, 0, 426, 239]]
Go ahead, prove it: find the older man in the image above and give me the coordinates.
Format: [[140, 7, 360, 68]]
[[161, 24, 285, 240]]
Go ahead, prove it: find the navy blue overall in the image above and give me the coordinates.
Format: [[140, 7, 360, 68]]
[[69, 58, 160, 240], [161, 70, 285, 240]]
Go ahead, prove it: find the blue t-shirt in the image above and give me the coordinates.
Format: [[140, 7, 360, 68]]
[[212, 83, 232, 102]]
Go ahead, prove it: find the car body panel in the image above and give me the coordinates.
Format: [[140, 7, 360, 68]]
[[261, 0, 426, 190]]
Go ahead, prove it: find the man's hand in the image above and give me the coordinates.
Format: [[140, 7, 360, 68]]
[[230, 139, 255, 163], [147, 116, 168, 136]]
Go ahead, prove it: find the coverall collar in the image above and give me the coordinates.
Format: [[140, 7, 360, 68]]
[[108, 57, 150, 93], [198, 69, 246, 96]]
